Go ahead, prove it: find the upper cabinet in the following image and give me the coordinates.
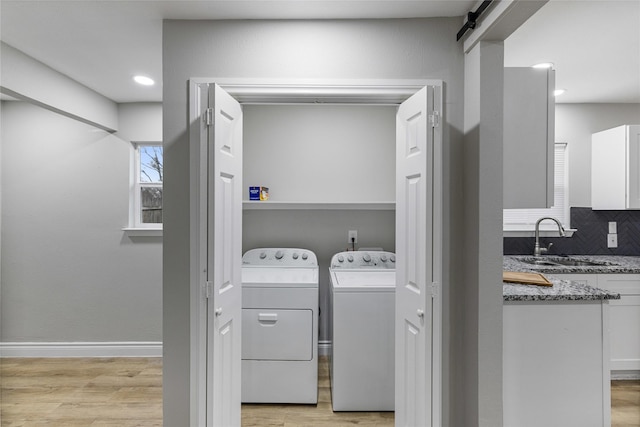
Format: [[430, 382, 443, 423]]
[[503, 67, 555, 209], [592, 125, 640, 210]]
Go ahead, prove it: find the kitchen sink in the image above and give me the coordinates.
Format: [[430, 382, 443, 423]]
[[518, 257, 617, 267]]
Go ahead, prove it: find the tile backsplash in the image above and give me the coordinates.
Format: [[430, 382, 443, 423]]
[[504, 207, 640, 256]]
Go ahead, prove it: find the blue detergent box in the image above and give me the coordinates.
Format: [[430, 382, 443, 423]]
[[249, 187, 269, 201]]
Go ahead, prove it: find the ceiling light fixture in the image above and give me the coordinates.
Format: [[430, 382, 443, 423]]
[[532, 62, 554, 69], [134, 75, 155, 86], [554, 89, 566, 97]]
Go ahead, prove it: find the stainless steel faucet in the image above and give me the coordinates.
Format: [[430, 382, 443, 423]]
[[533, 217, 566, 256]]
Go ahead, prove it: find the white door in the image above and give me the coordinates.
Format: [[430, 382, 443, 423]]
[[395, 85, 442, 427], [206, 84, 243, 427]]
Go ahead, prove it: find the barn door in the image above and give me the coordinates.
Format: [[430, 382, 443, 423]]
[[205, 84, 243, 427], [395, 85, 442, 427]]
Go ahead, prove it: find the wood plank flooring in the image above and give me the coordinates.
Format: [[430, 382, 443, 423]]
[[1, 356, 637, 426]]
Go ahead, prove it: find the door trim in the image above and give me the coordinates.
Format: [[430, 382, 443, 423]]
[[188, 78, 443, 426]]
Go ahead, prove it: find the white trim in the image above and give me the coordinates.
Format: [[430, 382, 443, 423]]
[[188, 78, 441, 426], [122, 227, 163, 237], [318, 340, 332, 357], [503, 228, 576, 238], [611, 370, 640, 380], [0, 341, 162, 358], [243, 201, 395, 210], [190, 78, 434, 105]]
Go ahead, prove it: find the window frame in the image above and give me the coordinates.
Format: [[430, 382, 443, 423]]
[[129, 142, 163, 230], [503, 143, 571, 236]]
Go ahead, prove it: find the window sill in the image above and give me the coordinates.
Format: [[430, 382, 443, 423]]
[[122, 227, 163, 237], [503, 228, 576, 238]]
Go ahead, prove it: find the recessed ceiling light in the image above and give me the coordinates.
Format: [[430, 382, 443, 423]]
[[532, 62, 554, 69], [134, 75, 155, 86], [554, 89, 566, 97]]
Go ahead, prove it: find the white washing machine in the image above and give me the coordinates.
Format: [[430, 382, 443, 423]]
[[329, 250, 396, 411], [241, 248, 319, 404]]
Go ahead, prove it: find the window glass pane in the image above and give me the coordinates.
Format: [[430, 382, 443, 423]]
[[141, 187, 163, 224], [139, 145, 163, 183]]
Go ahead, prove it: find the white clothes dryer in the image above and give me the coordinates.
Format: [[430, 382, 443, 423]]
[[329, 250, 396, 411], [241, 248, 319, 404]]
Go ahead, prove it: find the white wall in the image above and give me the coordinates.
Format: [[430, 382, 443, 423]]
[[117, 102, 163, 143], [244, 105, 395, 202], [462, 41, 505, 427], [1, 42, 118, 132], [1, 101, 162, 347], [162, 18, 465, 426], [555, 103, 640, 207]]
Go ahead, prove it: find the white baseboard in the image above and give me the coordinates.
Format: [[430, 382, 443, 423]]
[[0, 341, 163, 358], [318, 340, 332, 357], [611, 370, 640, 380]]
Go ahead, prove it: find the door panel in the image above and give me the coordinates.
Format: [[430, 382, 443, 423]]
[[207, 84, 243, 427], [395, 86, 434, 427]]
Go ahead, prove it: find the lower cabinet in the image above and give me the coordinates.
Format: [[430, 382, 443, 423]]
[[556, 273, 640, 377], [503, 300, 611, 427]]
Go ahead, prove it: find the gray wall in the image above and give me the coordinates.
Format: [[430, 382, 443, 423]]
[[243, 104, 396, 343], [163, 18, 465, 425], [1, 101, 162, 343], [555, 103, 640, 207]]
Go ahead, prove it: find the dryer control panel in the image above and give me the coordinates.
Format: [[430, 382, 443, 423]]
[[330, 251, 396, 269], [243, 248, 318, 267]]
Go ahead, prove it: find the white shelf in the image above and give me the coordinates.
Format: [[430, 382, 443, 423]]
[[242, 201, 395, 210]]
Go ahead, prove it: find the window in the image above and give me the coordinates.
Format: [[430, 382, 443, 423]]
[[131, 143, 163, 228], [503, 143, 569, 233]]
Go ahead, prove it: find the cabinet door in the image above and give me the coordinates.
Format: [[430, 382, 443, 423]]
[[626, 125, 640, 209], [592, 125, 640, 210], [592, 125, 628, 210], [596, 274, 640, 372], [503, 67, 555, 208]]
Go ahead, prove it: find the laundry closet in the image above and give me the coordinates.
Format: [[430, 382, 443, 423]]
[[241, 103, 397, 345]]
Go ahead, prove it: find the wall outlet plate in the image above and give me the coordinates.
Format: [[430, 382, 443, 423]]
[[608, 233, 618, 248], [609, 221, 617, 234], [348, 230, 358, 243]]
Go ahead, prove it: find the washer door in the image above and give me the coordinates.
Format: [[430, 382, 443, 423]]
[[242, 309, 313, 361]]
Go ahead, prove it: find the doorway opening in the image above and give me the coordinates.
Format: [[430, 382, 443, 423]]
[[188, 79, 443, 427]]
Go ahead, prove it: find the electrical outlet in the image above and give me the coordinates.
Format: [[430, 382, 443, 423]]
[[348, 230, 358, 243], [608, 233, 618, 248], [609, 221, 617, 234]]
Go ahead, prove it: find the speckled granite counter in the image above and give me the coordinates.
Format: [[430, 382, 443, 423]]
[[503, 255, 635, 301]]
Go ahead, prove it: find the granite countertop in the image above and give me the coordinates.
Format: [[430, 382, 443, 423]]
[[502, 255, 639, 302]]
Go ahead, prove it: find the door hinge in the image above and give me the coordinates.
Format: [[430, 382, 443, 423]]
[[431, 282, 439, 298], [429, 111, 440, 128], [203, 281, 214, 299], [204, 108, 214, 126]]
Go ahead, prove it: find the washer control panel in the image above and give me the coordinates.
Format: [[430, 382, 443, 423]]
[[330, 251, 396, 269], [243, 248, 317, 267]]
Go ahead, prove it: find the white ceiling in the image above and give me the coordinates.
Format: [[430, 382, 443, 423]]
[[1, 0, 638, 104]]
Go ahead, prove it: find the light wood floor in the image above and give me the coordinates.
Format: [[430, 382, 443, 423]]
[[1, 357, 637, 426]]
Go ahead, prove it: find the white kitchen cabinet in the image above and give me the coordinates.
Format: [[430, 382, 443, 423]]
[[595, 274, 640, 375], [556, 273, 640, 377], [592, 125, 640, 210], [503, 67, 555, 209], [503, 300, 610, 427]]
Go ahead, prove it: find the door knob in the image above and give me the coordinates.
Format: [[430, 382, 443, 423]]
[[215, 308, 223, 317], [417, 309, 425, 318]]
